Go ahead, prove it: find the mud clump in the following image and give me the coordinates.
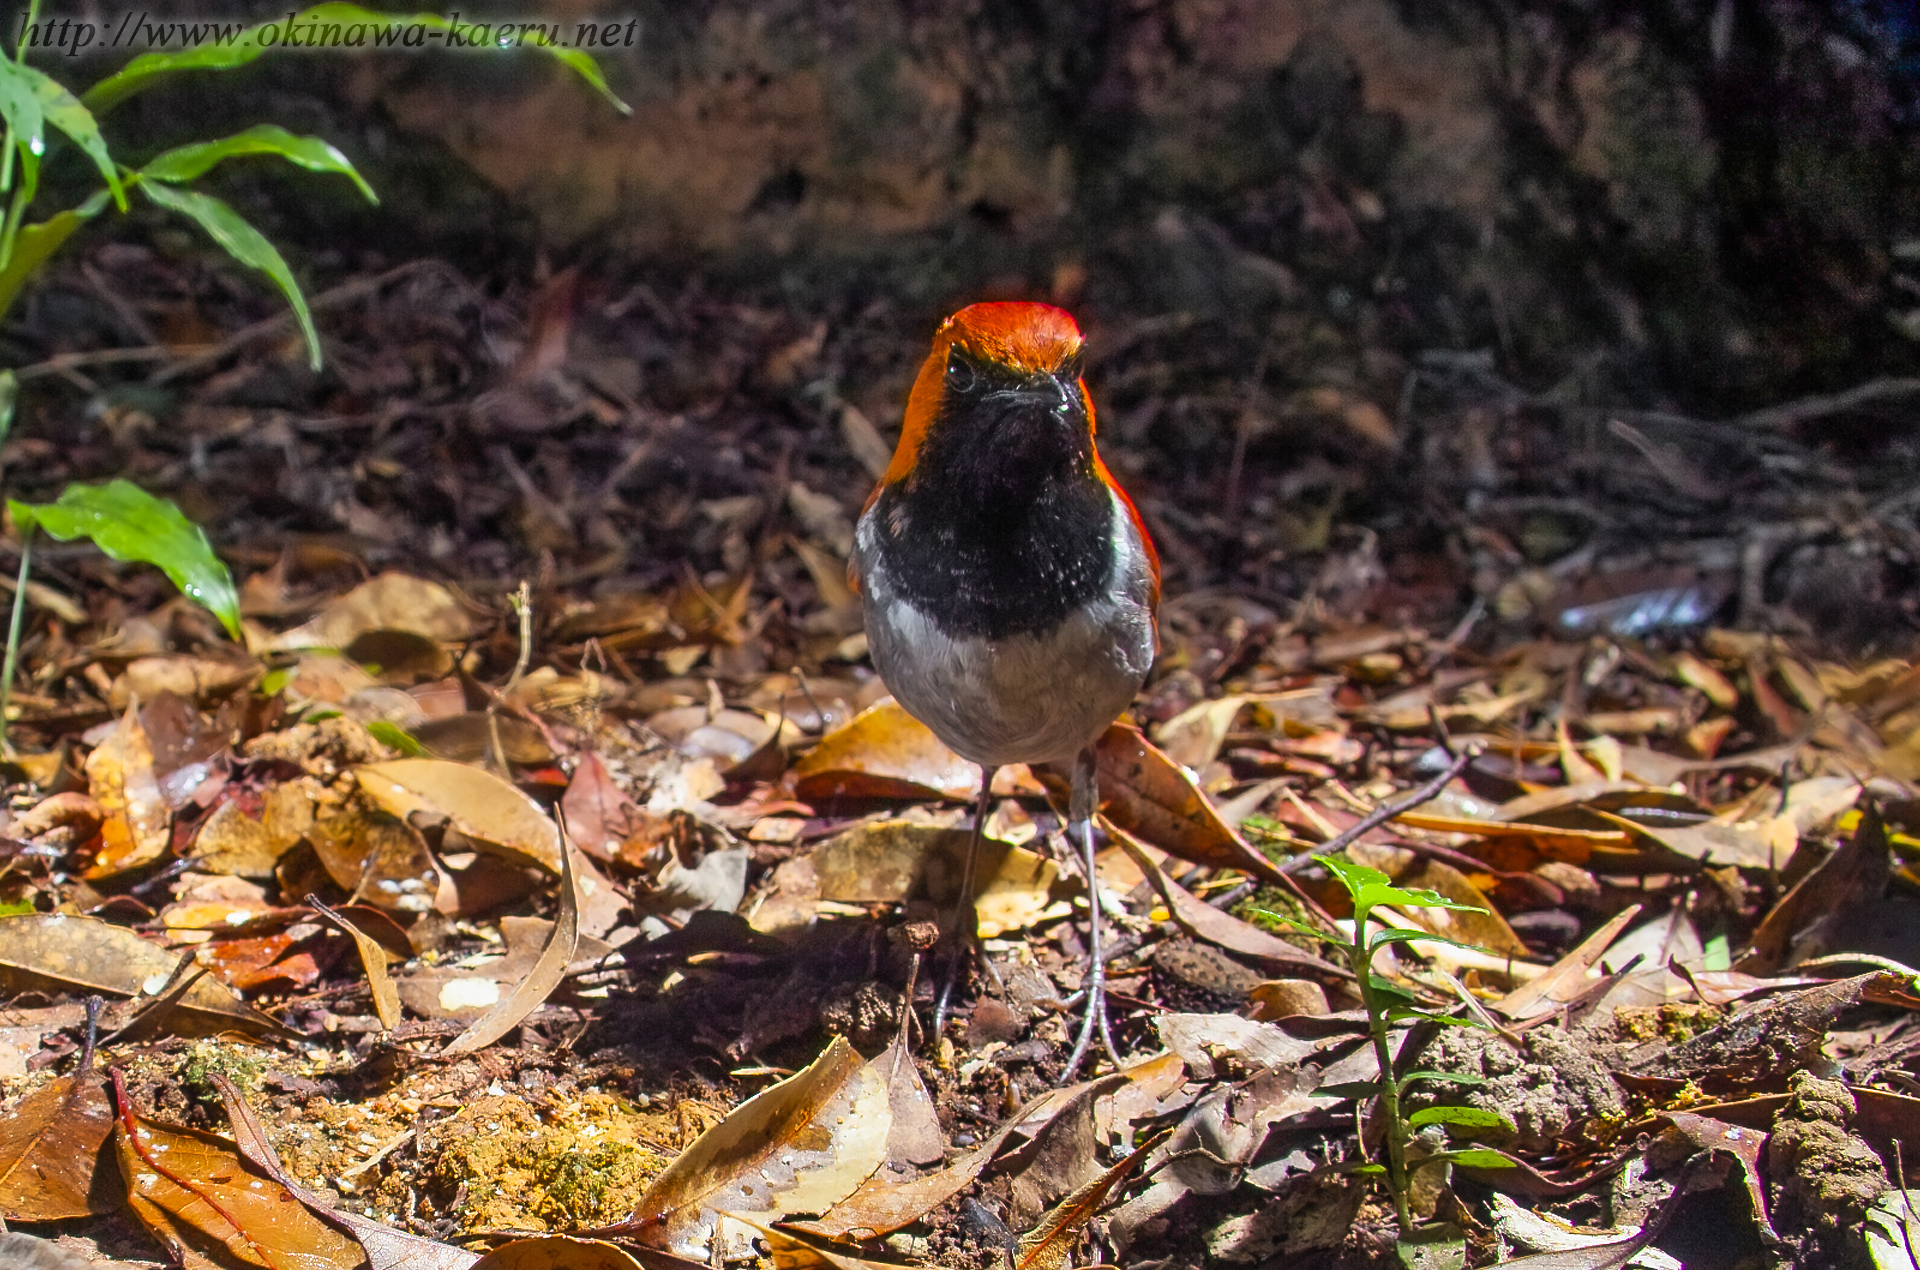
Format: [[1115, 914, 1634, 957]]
[[1766, 1071, 1888, 1270], [1406, 1026, 1625, 1152]]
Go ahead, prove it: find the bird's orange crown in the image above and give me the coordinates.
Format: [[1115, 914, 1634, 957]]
[[881, 302, 1090, 488]]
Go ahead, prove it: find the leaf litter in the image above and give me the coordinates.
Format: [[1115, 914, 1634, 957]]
[[4, 264, 1920, 1269]]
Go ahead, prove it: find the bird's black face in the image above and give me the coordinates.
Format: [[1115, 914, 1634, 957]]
[[872, 344, 1115, 641], [915, 345, 1094, 510]]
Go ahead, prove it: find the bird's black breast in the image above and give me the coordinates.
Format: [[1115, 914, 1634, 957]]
[[869, 466, 1117, 642], [864, 345, 1121, 641]]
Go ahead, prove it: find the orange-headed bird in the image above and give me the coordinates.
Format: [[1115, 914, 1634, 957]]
[[850, 301, 1159, 1073]]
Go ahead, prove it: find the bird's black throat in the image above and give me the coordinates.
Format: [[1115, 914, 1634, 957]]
[[872, 349, 1116, 641]]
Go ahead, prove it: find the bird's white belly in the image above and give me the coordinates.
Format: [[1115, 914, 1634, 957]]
[[865, 593, 1154, 766]]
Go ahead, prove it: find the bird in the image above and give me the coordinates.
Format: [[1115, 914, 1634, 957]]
[[849, 300, 1159, 1074]]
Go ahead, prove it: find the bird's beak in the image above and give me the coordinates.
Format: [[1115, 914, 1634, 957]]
[[986, 374, 1080, 421]]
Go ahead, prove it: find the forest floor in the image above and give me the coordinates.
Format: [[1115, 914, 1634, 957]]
[[0, 235, 1916, 1270]]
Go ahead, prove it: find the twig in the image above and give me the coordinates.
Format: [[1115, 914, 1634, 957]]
[[503, 580, 534, 697], [13, 345, 172, 381], [1279, 747, 1476, 874], [1734, 375, 1920, 431]]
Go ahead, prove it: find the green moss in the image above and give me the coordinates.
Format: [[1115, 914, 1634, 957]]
[[532, 1139, 656, 1228], [178, 1039, 269, 1109]]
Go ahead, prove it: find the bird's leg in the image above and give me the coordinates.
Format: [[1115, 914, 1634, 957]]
[[1063, 745, 1123, 1077], [932, 763, 997, 1040]]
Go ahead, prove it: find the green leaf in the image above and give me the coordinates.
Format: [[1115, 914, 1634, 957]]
[[1352, 1162, 1387, 1175], [0, 370, 14, 444], [1400, 1070, 1487, 1089], [1387, 1008, 1482, 1027], [138, 181, 320, 369], [141, 124, 377, 202], [1354, 881, 1487, 916], [1322, 854, 1391, 896], [18, 63, 124, 209], [257, 666, 295, 697], [0, 59, 47, 169], [83, 4, 631, 116], [1316, 1080, 1382, 1100], [366, 719, 426, 757], [1366, 975, 1420, 1005], [1369, 928, 1494, 955], [1439, 1148, 1516, 1169], [0, 195, 107, 319], [1407, 1105, 1515, 1132], [9, 480, 240, 638], [1250, 911, 1334, 943]]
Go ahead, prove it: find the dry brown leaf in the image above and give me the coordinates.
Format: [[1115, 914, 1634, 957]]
[[84, 706, 170, 877], [191, 785, 315, 879], [270, 572, 473, 650], [648, 707, 781, 778], [307, 808, 441, 914], [1591, 810, 1782, 870], [0, 1231, 111, 1269], [0, 915, 282, 1037], [442, 838, 579, 1055], [1110, 825, 1342, 977], [0, 1075, 117, 1220], [1003, 1075, 1123, 1227], [1153, 1014, 1317, 1080], [1388, 811, 1625, 863], [793, 700, 978, 802], [212, 1075, 479, 1270], [1014, 1131, 1166, 1270], [111, 1070, 368, 1270], [790, 1080, 1098, 1240], [342, 629, 454, 685], [356, 758, 562, 873], [110, 655, 262, 709], [614, 1036, 891, 1260], [875, 1028, 944, 1169], [561, 752, 640, 862], [410, 714, 554, 766], [310, 900, 402, 1030], [722, 1217, 898, 1270], [1153, 695, 1253, 770], [468, 1237, 646, 1270], [11, 791, 104, 846], [1738, 803, 1892, 975], [1089, 722, 1287, 885], [813, 820, 1062, 938], [1493, 904, 1642, 1021]]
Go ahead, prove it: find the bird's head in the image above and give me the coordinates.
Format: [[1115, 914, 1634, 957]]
[[879, 302, 1097, 508]]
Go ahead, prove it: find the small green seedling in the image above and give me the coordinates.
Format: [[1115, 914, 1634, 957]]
[[1, 478, 240, 746], [1264, 854, 1516, 1268], [0, 0, 629, 368]]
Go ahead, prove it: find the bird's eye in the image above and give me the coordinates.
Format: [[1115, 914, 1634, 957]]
[[945, 351, 977, 393]]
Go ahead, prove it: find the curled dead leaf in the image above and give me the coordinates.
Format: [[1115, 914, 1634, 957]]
[[83, 708, 170, 877], [271, 571, 474, 650], [794, 701, 977, 802], [356, 758, 562, 873], [611, 1036, 891, 1260]]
